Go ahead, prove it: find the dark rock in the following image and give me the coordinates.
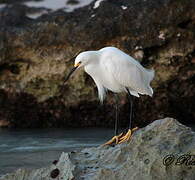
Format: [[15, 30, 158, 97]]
[[67, 0, 79, 5], [52, 160, 58, 165], [0, 0, 195, 128], [0, 4, 33, 27], [50, 168, 60, 178]]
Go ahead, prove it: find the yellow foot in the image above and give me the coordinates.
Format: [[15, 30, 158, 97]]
[[103, 132, 124, 146], [103, 127, 139, 146], [118, 127, 138, 144]]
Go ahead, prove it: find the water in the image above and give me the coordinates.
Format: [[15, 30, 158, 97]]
[[0, 128, 113, 176], [0, 0, 94, 19], [24, 0, 93, 12]]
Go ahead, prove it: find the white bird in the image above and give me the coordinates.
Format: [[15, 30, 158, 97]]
[[64, 47, 155, 145]]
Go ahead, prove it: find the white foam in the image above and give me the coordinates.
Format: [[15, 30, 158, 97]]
[[24, 0, 94, 18], [0, 144, 8, 148], [0, 4, 6, 9], [158, 31, 165, 40], [26, 10, 49, 19], [121, 5, 127, 10], [65, 0, 93, 12], [24, 0, 67, 11], [1, 0, 94, 19], [93, 0, 105, 9], [24, 0, 93, 12]]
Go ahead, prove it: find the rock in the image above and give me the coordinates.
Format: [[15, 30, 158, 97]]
[[0, 4, 32, 27], [67, 0, 79, 5], [0, 0, 195, 128], [0, 152, 75, 180], [0, 119, 9, 127], [1, 118, 195, 180]]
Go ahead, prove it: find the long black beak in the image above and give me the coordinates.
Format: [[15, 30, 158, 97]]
[[64, 66, 78, 84]]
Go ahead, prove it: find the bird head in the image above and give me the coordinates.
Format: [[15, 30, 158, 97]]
[[63, 51, 95, 83], [74, 51, 92, 68]]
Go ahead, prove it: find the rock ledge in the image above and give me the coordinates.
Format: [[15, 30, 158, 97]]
[[1, 117, 195, 180]]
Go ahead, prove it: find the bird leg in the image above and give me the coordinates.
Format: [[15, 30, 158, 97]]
[[103, 88, 139, 146], [103, 94, 122, 146], [126, 88, 133, 130], [114, 94, 119, 135], [103, 132, 125, 145], [118, 127, 138, 144], [103, 127, 138, 145], [117, 88, 138, 144]]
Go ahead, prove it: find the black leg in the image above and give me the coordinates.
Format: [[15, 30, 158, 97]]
[[114, 94, 119, 135], [126, 88, 133, 129]]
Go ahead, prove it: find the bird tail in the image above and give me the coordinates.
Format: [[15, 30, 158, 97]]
[[144, 68, 155, 97], [146, 68, 155, 83], [97, 85, 106, 104]]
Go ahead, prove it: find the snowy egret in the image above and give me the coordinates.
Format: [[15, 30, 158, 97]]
[[64, 47, 154, 145]]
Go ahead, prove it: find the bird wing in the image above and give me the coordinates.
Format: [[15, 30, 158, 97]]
[[101, 49, 153, 96]]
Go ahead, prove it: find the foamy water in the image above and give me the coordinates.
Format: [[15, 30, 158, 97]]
[[0, 0, 94, 19], [25, 0, 93, 11], [0, 4, 5, 8], [25, 0, 94, 18]]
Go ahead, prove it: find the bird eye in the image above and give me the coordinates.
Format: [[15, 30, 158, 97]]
[[74, 61, 81, 67]]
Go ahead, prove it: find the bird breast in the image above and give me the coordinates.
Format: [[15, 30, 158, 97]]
[[84, 63, 124, 93]]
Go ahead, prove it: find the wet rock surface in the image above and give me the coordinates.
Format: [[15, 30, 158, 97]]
[[0, 0, 195, 128], [1, 118, 195, 180]]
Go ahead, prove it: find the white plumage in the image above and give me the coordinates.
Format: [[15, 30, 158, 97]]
[[74, 47, 155, 102]]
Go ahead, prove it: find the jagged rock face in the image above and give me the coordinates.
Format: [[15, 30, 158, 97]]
[[1, 118, 195, 180], [0, 0, 195, 127]]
